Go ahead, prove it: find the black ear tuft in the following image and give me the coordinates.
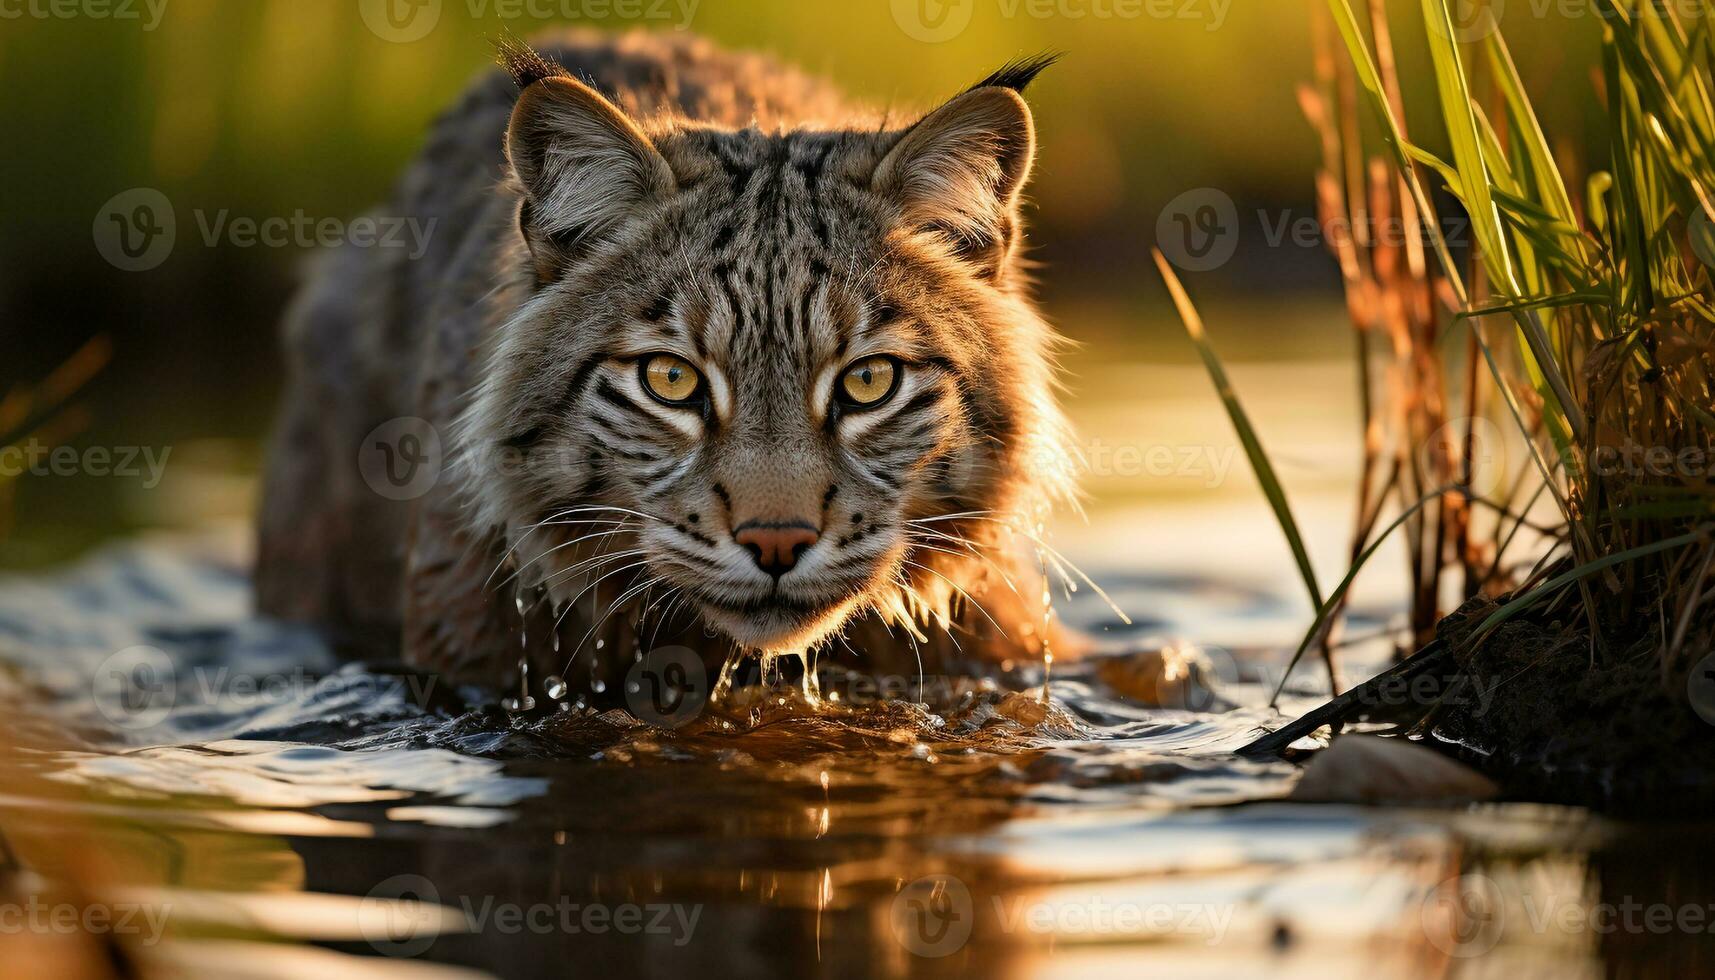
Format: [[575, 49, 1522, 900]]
[[494, 33, 570, 91], [966, 53, 1062, 95]]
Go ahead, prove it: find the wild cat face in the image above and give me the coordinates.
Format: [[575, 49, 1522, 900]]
[[462, 52, 1072, 652]]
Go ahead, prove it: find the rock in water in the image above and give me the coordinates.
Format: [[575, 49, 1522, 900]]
[[1094, 643, 1230, 711], [1289, 735, 1499, 804]]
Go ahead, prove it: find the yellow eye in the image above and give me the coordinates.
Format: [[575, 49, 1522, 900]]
[[839, 356, 900, 407], [641, 354, 702, 404]]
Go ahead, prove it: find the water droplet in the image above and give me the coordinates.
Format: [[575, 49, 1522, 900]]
[[544, 675, 568, 700], [595, 639, 605, 650], [591, 679, 607, 694], [507, 657, 533, 711], [515, 595, 526, 616]]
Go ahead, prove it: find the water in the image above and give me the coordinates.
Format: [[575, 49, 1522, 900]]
[[3, 350, 1709, 977], [5, 533, 1708, 979]]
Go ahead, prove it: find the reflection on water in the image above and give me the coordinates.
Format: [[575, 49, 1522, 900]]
[[2, 534, 1706, 979], [0, 353, 1705, 978]]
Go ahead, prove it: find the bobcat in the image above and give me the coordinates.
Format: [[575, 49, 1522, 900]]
[[256, 32, 1080, 701]]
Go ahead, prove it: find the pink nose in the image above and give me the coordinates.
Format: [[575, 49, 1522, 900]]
[[733, 522, 820, 578]]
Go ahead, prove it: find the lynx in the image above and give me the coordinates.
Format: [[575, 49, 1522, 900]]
[[257, 33, 1080, 701]]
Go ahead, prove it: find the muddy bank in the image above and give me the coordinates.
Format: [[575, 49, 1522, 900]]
[[1425, 599, 1715, 815], [1250, 596, 1715, 815]]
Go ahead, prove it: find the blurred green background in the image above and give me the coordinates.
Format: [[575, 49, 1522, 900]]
[[0, 0, 1606, 565]]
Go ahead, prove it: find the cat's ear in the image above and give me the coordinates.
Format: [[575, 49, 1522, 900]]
[[872, 71, 1044, 279], [506, 75, 675, 284]]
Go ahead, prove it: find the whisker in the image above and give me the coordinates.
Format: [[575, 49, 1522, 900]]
[[915, 512, 1131, 625], [906, 509, 1001, 526], [643, 586, 687, 650], [566, 574, 661, 675], [550, 557, 653, 638], [905, 529, 1026, 601], [484, 505, 665, 587], [883, 567, 933, 643], [536, 548, 648, 592], [484, 506, 591, 587], [545, 505, 668, 524], [901, 558, 1009, 641], [493, 521, 640, 590]]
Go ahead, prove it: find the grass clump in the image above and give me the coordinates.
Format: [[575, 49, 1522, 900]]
[[1162, 0, 1715, 801]]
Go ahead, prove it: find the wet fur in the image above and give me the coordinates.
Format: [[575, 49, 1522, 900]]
[[256, 32, 1076, 696]]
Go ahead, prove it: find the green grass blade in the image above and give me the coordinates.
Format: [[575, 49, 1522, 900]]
[[1469, 319, 1578, 523], [1324, 0, 1470, 305], [1485, 32, 1582, 234], [1602, 0, 1715, 186], [1421, 0, 1519, 293], [1469, 526, 1713, 647], [1270, 485, 1462, 705], [1454, 292, 1614, 319], [1604, 31, 1660, 316], [1419, 0, 1586, 447], [1403, 140, 1462, 191], [1154, 250, 1324, 613]]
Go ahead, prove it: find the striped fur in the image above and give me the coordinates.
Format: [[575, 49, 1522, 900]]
[[257, 32, 1077, 693]]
